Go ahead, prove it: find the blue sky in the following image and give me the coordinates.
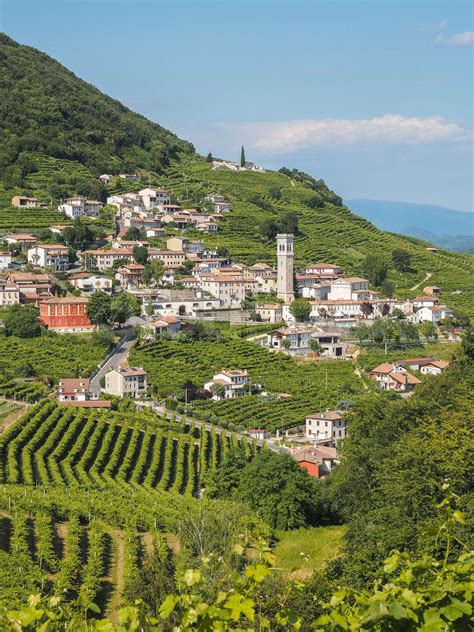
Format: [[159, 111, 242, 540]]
[[1, 0, 473, 210]]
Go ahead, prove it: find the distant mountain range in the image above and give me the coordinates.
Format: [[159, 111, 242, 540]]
[[346, 199, 474, 253]]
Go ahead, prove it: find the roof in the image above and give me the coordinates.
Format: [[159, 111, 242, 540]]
[[305, 263, 341, 269], [399, 357, 434, 366], [291, 445, 338, 464], [220, 369, 248, 377], [370, 363, 396, 374], [58, 378, 90, 392], [306, 410, 344, 421], [32, 244, 69, 251], [119, 264, 145, 271], [40, 296, 89, 305], [338, 276, 368, 283], [112, 366, 147, 377], [425, 360, 450, 369], [390, 372, 422, 385], [83, 248, 134, 256], [7, 234, 37, 240], [257, 304, 282, 310], [60, 400, 112, 408]]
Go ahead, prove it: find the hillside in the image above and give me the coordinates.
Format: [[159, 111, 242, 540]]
[[0, 33, 194, 200], [1, 34, 473, 316]]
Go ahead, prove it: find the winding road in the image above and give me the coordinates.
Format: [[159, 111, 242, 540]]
[[410, 271, 432, 292]]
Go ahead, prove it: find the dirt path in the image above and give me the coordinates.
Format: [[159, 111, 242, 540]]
[[410, 271, 432, 291], [0, 401, 28, 435], [142, 531, 154, 558], [106, 529, 125, 620]]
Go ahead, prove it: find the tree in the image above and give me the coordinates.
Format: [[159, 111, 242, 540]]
[[380, 279, 394, 298], [86, 291, 112, 325], [360, 301, 374, 317], [132, 245, 148, 264], [240, 145, 246, 167], [282, 338, 292, 350], [235, 451, 323, 530], [391, 308, 405, 320], [4, 304, 41, 338], [289, 298, 311, 322], [305, 193, 324, 209], [149, 259, 164, 283], [124, 227, 142, 241], [310, 338, 322, 353], [62, 218, 95, 250], [419, 321, 438, 342], [110, 292, 141, 324], [268, 186, 282, 200], [259, 219, 279, 241], [392, 248, 412, 272], [362, 254, 388, 286], [351, 322, 371, 345], [206, 152, 213, 163], [280, 212, 299, 235]]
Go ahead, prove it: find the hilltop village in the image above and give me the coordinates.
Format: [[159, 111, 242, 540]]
[[0, 180, 459, 477]]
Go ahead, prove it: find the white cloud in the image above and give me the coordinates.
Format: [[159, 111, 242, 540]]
[[224, 115, 469, 154], [436, 30, 474, 46]]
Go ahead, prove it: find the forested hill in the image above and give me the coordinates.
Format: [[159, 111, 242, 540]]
[[1, 34, 473, 316], [0, 33, 194, 197]]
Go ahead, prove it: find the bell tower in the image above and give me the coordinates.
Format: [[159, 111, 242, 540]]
[[276, 233, 294, 302]]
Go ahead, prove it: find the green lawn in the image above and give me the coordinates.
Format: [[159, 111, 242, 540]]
[[273, 525, 346, 579]]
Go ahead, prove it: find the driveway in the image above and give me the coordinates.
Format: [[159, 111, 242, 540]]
[[90, 336, 136, 392]]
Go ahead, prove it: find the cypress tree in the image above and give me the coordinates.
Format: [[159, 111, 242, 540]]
[[240, 145, 246, 167]]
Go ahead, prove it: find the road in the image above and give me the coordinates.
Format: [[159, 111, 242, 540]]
[[90, 336, 136, 392], [410, 271, 432, 292], [139, 401, 282, 452]]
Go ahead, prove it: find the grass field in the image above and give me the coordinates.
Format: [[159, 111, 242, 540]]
[[273, 525, 346, 579]]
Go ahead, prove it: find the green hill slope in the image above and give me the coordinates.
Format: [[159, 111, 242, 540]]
[[1, 34, 473, 316]]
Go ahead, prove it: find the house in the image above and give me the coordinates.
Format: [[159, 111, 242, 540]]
[[246, 429, 268, 441], [115, 263, 145, 289], [11, 196, 38, 208], [99, 174, 113, 184], [0, 281, 20, 307], [5, 234, 37, 251], [147, 249, 186, 269], [144, 316, 181, 339], [119, 173, 140, 182], [81, 248, 134, 271], [58, 378, 92, 402], [204, 370, 249, 399], [206, 194, 227, 203], [263, 326, 347, 357], [256, 304, 283, 323], [301, 283, 331, 300], [39, 296, 94, 333], [305, 410, 347, 446], [424, 286, 440, 296], [27, 245, 69, 271], [138, 187, 170, 209], [59, 197, 102, 219], [69, 272, 113, 294], [329, 277, 369, 301], [415, 305, 454, 324], [303, 263, 344, 276], [50, 225, 68, 235], [395, 357, 450, 375], [146, 227, 165, 238], [131, 288, 221, 317], [0, 252, 12, 270], [196, 221, 219, 233], [255, 270, 278, 294], [166, 237, 204, 255], [413, 296, 439, 309], [104, 365, 147, 398], [200, 274, 249, 307], [7, 272, 55, 305], [290, 445, 339, 478], [369, 363, 422, 392]]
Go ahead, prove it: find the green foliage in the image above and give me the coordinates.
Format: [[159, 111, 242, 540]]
[[62, 218, 96, 250], [86, 291, 112, 325], [362, 254, 388, 286], [132, 245, 148, 264], [392, 248, 412, 272], [110, 292, 141, 324], [289, 297, 311, 322], [240, 145, 246, 168], [3, 305, 41, 338]]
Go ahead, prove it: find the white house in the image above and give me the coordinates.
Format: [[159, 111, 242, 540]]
[[58, 197, 102, 219], [69, 272, 113, 294], [369, 363, 421, 392], [199, 274, 248, 307], [303, 263, 343, 276], [414, 305, 454, 324], [27, 245, 69, 271], [0, 252, 12, 271], [104, 365, 147, 398], [256, 304, 283, 323], [329, 277, 369, 301], [58, 378, 92, 402], [139, 187, 170, 209], [305, 410, 347, 446], [99, 174, 113, 184], [204, 370, 249, 400], [81, 248, 134, 271]]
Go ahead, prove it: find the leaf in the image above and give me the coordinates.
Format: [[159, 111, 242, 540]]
[[183, 568, 201, 586], [452, 510, 466, 524], [159, 594, 179, 619], [223, 593, 255, 621]]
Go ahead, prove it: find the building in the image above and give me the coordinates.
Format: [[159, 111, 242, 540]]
[[276, 234, 294, 303], [104, 365, 147, 398], [204, 370, 250, 399], [414, 305, 454, 324], [256, 304, 283, 323], [99, 174, 113, 184], [290, 445, 339, 478], [329, 277, 369, 301], [166, 237, 204, 255], [81, 248, 134, 271], [257, 326, 347, 357], [0, 252, 12, 270], [305, 410, 347, 446], [7, 272, 55, 305], [39, 296, 94, 333], [69, 272, 113, 294], [138, 187, 170, 209], [369, 363, 422, 392], [412, 296, 439, 309], [0, 281, 20, 307], [199, 274, 249, 307], [148, 249, 186, 269], [424, 286, 440, 296], [5, 234, 37, 251], [396, 358, 450, 376], [303, 263, 343, 276], [119, 173, 140, 182], [246, 428, 268, 441], [131, 288, 221, 317], [115, 263, 145, 290], [58, 378, 92, 402], [58, 197, 102, 219], [144, 316, 181, 339], [27, 245, 69, 271], [11, 196, 38, 208]]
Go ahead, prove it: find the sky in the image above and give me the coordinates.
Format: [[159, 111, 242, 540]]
[[1, 0, 473, 211]]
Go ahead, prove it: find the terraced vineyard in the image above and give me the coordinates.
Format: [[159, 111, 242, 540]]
[[0, 402, 257, 493], [0, 206, 72, 231], [131, 336, 364, 430]]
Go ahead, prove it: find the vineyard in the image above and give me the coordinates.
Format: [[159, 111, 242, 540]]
[[131, 336, 364, 430], [0, 334, 112, 385], [0, 206, 72, 231], [0, 401, 258, 493]]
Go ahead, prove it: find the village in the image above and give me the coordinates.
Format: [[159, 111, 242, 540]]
[[0, 184, 458, 479]]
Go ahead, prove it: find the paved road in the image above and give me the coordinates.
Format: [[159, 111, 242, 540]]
[[90, 336, 136, 392], [139, 401, 283, 452]]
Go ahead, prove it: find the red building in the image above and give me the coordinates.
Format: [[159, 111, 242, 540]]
[[290, 446, 338, 479], [39, 296, 94, 334]]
